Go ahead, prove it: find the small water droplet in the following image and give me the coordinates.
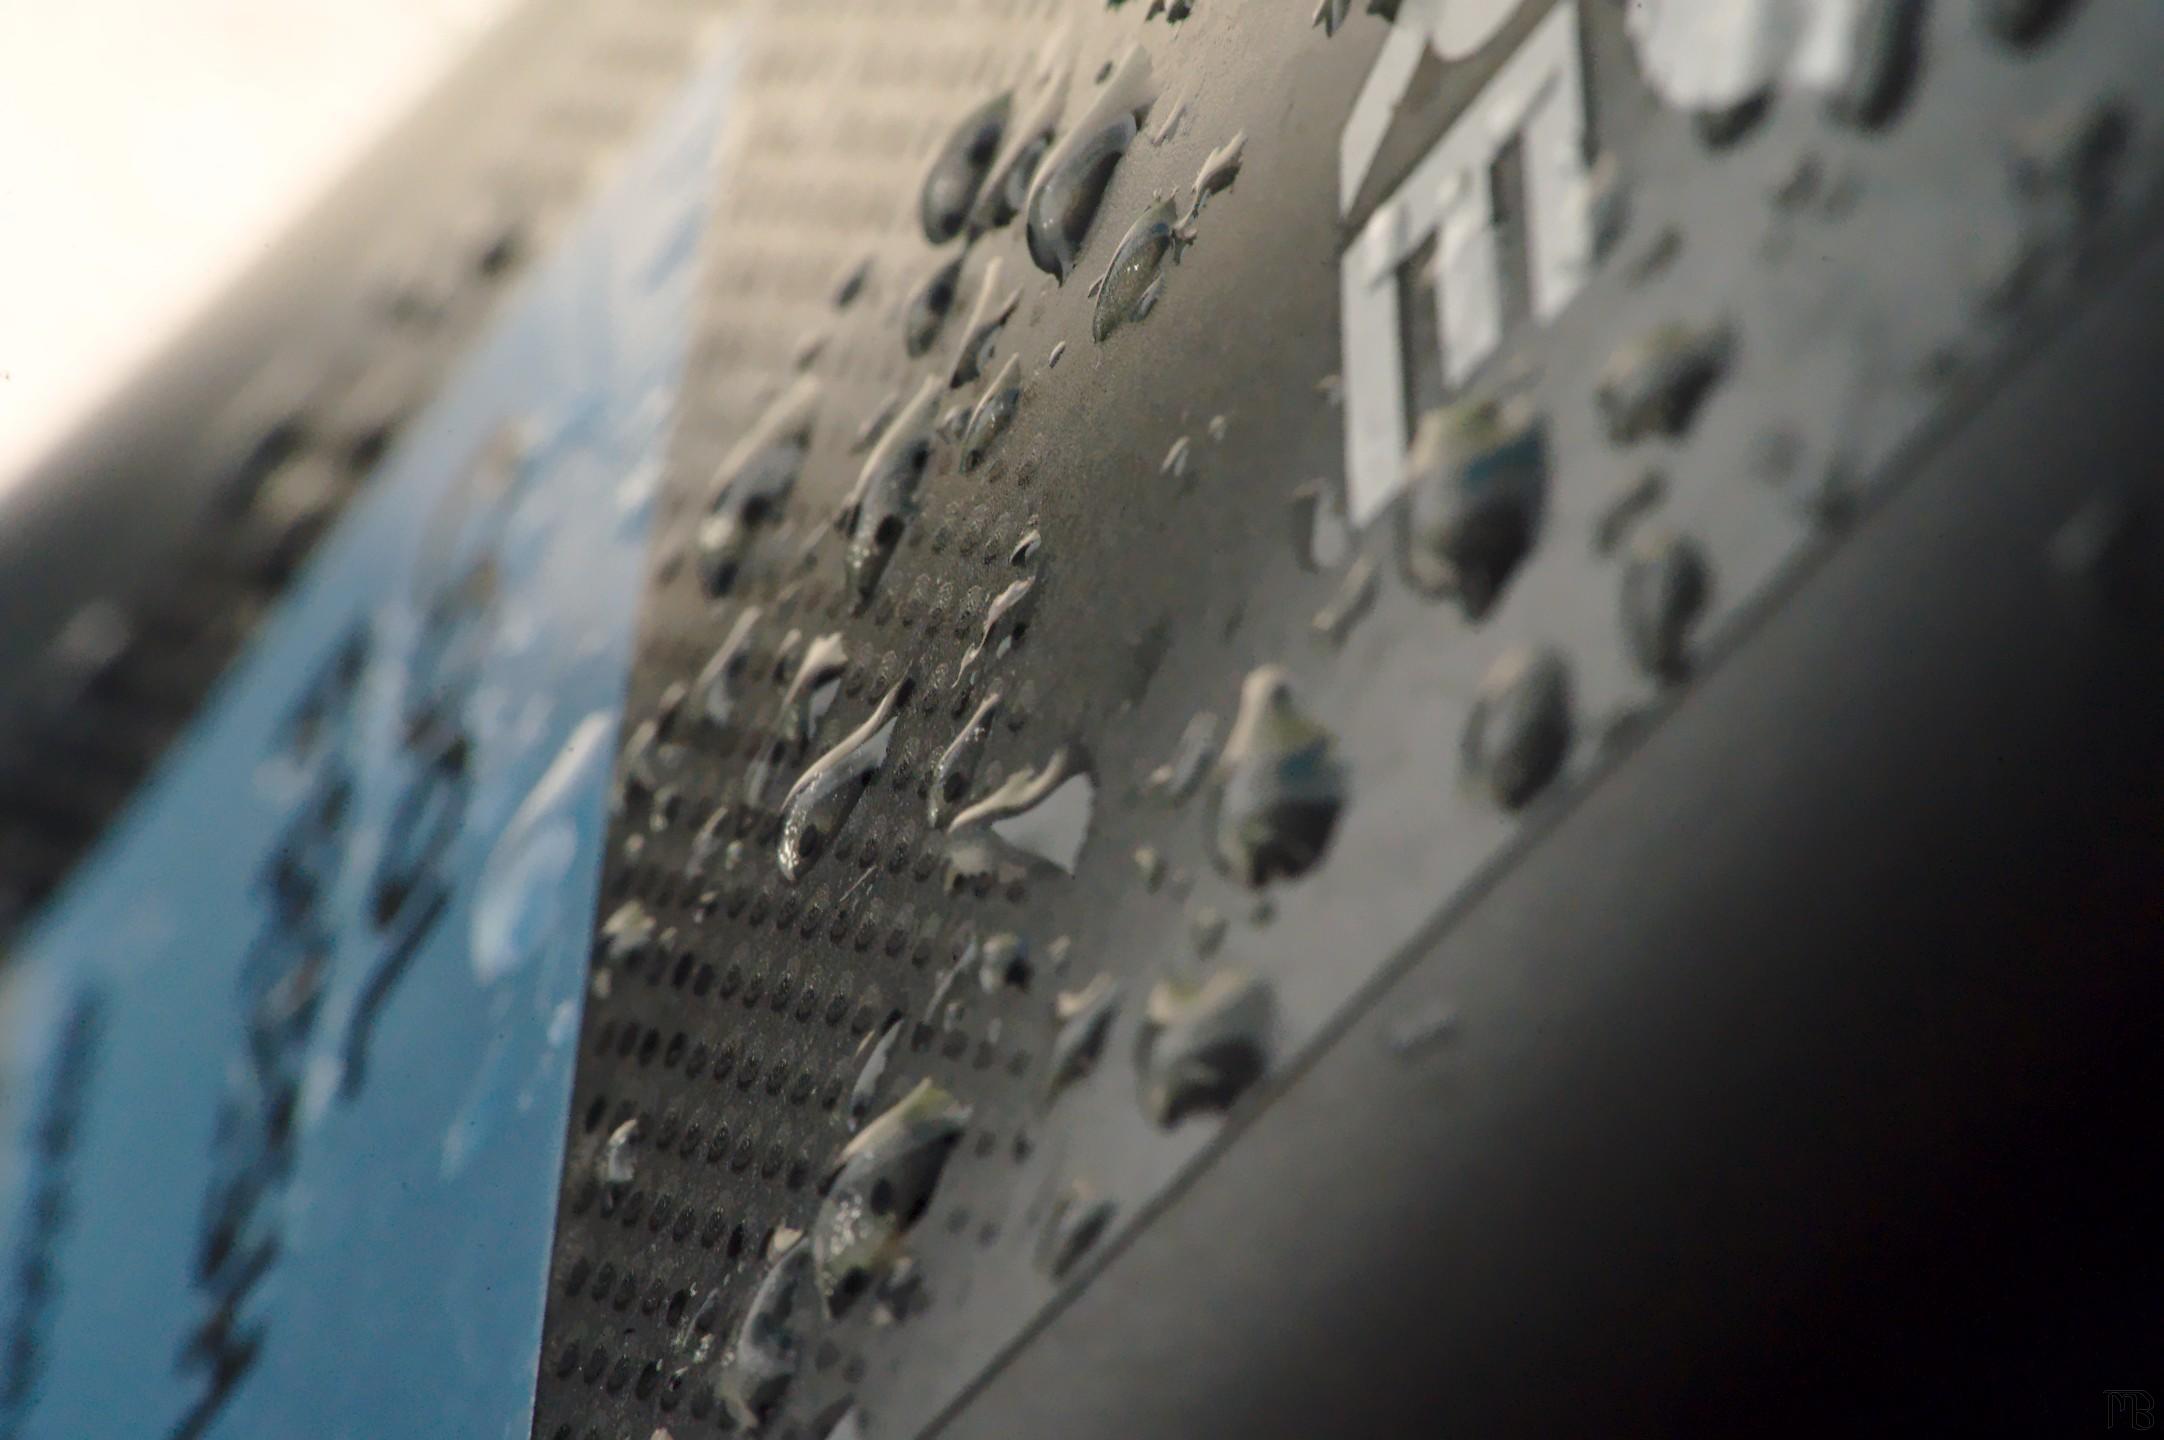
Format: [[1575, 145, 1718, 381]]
[[1311, 0, 1352, 36], [1180, 132, 1245, 234], [1038, 1181, 1115, 1279], [1025, 45, 1158, 279], [1384, 1000, 1459, 1057], [1186, 903, 1227, 958], [948, 743, 1096, 874], [1161, 435, 1192, 479], [745, 631, 850, 807], [1133, 845, 1166, 891], [2010, 95, 2131, 229], [1010, 528, 1043, 566], [975, 932, 1033, 992], [1047, 340, 1068, 368], [840, 380, 940, 604], [1206, 667, 1347, 886], [1139, 967, 1272, 1125], [598, 1116, 640, 1196], [1047, 975, 1122, 1100], [718, 1238, 815, 1430], [695, 607, 764, 728], [1595, 321, 1733, 444], [699, 377, 823, 598], [832, 255, 873, 310], [1462, 646, 1572, 810], [951, 259, 1023, 388], [1980, 0, 2078, 47], [792, 330, 830, 373], [957, 574, 1037, 683], [1290, 480, 1351, 572], [1206, 413, 1228, 443], [929, 691, 1003, 828], [1145, 711, 1219, 804], [1149, 90, 1188, 145], [812, 1079, 970, 1312], [1311, 553, 1378, 647], [777, 680, 907, 883], [600, 898, 656, 963], [1592, 469, 1666, 557], [851, 389, 904, 455], [1620, 529, 1710, 680], [1399, 396, 1547, 620], [922, 92, 1012, 244], [960, 355, 1025, 471], [848, 1015, 905, 1130], [903, 254, 966, 358]]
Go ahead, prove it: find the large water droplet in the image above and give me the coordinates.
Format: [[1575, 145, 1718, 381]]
[[699, 376, 823, 598], [973, 44, 1073, 234], [1091, 197, 1182, 342], [1205, 667, 1347, 887], [903, 254, 966, 358], [929, 691, 1003, 828], [840, 380, 940, 605], [1046, 974, 1122, 1101], [1139, 967, 1273, 1125], [777, 680, 907, 883], [471, 711, 611, 983], [1620, 529, 1710, 680], [719, 1238, 817, 1431], [1399, 397, 1547, 620], [948, 743, 1096, 874], [960, 355, 1025, 472], [694, 606, 764, 728], [1038, 1181, 1115, 1279], [1024, 45, 1157, 279], [812, 1079, 969, 1313], [1461, 645, 1572, 809], [1595, 321, 1733, 444], [950, 259, 1023, 388], [921, 92, 1012, 244]]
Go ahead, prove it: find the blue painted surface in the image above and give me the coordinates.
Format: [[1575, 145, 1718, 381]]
[[0, 42, 736, 1440]]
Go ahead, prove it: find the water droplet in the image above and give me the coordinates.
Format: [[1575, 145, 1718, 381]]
[[1133, 845, 1166, 891], [2048, 489, 2156, 623], [1311, 0, 1352, 36], [848, 1015, 905, 1130], [1825, 0, 1923, 129], [1161, 435, 1192, 479], [1980, 0, 2078, 47], [948, 743, 1096, 874], [792, 330, 830, 373], [903, 254, 966, 358], [812, 1079, 970, 1312], [1399, 396, 1547, 620], [1047, 975, 1122, 1101], [1592, 469, 1666, 557], [1289, 480, 1351, 572], [957, 574, 1037, 683], [1145, 711, 1219, 804], [694, 606, 764, 727], [1047, 340, 1068, 368], [1038, 1181, 1115, 1279], [471, 712, 611, 983], [699, 376, 822, 597], [600, 898, 656, 963], [972, 42, 1073, 235], [1206, 667, 1347, 887], [744, 630, 850, 807], [975, 932, 1033, 992], [1206, 414, 1228, 443], [922, 92, 1012, 244], [777, 680, 907, 883], [1180, 131, 1245, 234], [1462, 646, 1572, 810], [1595, 321, 1734, 444], [2010, 96, 2130, 227], [1025, 45, 1158, 279], [950, 259, 1023, 388], [929, 691, 1003, 828], [1186, 903, 1227, 959], [832, 255, 873, 310], [1010, 528, 1043, 566], [688, 804, 731, 874], [1384, 1000, 1458, 1057], [1620, 529, 1710, 680], [1139, 967, 1272, 1125], [937, 400, 972, 443], [598, 1116, 640, 1195], [851, 389, 903, 455], [718, 1238, 816, 1430], [1098, 197, 1190, 343], [840, 380, 940, 604], [1311, 553, 1378, 648], [960, 355, 1025, 472]]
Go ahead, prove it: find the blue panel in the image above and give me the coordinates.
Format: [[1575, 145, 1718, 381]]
[[0, 41, 737, 1440]]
